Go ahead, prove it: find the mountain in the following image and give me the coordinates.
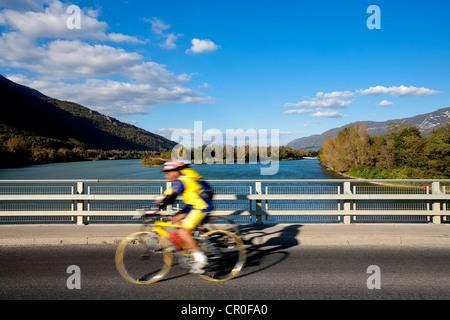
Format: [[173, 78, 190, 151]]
[[0, 75, 177, 152], [287, 107, 450, 150]]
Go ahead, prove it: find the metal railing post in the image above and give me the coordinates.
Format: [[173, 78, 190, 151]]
[[343, 181, 352, 224], [431, 182, 442, 224], [254, 181, 263, 225], [75, 181, 85, 225]]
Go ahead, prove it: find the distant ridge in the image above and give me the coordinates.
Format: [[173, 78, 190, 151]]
[[0, 75, 177, 152], [287, 107, 450, 150]]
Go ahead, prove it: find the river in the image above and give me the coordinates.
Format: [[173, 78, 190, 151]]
[[0, 158, 342, 180]]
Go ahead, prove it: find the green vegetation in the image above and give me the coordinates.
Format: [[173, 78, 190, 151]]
[[43, 98, 176, 151], [0, 124, 170, 168], [140, 150, 169, 167], [0, 75, 176, 168], [1, 124, 315, 169], [140, 145, 317, 167], [319, 122, 450, 179]]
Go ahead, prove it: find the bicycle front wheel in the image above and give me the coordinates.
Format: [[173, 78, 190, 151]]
[[115, 231, 173, 284], [198, 230, 247, 282]]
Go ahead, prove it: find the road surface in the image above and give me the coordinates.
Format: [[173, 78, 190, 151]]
[[1, 243, 449, 301]]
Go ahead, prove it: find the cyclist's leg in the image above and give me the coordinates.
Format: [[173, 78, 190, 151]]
[[179, 209, 208, 250], [171, 205, 190, 225], [179, 209, 209, 273], [171, 212, 187, 225]]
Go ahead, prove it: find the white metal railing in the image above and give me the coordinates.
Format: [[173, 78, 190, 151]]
[[0, 179, 449, 225]]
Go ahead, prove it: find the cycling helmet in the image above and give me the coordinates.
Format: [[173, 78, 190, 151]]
[[162, 160, 189, 172]]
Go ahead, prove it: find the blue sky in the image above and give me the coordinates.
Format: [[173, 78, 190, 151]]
[[0, 0, 448, 146]]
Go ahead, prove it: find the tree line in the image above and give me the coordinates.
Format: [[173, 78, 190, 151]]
[[319, 122, 450, 179], [0, 134, 148, 168], [1, 130, 317, 169], [141, 145, 318, 167]]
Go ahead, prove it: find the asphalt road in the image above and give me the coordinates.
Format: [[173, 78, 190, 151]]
[[1, 242, 450, 303]]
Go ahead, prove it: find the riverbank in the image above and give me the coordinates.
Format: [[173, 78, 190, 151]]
[[140, 157, 167, 167], [319, 162, 449, 189], [140, 146, 319, 168]]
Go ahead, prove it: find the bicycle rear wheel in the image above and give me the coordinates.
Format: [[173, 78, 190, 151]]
[[202, 215, 241, 236], [198, 230, 246, 282], [115, 231, 173, 284]]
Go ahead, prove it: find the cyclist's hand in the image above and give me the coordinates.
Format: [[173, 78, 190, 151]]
[[155, 195, 165, 203]]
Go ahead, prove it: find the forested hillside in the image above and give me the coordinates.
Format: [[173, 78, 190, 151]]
[[319, 122, 450, 179], [0, 75, 176, 168], [288, 107, 450, 150]]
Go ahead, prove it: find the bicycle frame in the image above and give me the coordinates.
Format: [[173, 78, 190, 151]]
[[149, 220, 219, 256], [152, 220, 178, 237], [152, 220, 189, 251]]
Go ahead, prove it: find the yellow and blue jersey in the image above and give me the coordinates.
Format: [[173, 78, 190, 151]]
[[163, 167, 213, 213]]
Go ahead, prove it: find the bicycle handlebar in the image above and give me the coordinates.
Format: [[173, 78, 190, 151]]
[[133, 208, 175, 219]]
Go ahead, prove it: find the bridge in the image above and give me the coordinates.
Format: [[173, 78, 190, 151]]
[[1, 179, 449, 225], [1, 179, 450, 301]]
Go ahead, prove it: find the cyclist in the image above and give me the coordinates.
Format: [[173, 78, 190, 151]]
[[156, 160, 213, 274]]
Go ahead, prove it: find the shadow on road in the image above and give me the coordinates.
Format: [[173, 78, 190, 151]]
[[159, 223, 302, 283], [237, 224, 302, 279]]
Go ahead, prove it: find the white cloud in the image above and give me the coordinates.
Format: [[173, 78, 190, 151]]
[[284, 97, 352, 109], [46, 40, 143, 77], [0, 32, 43, 66], [186, 38, 219, 54], [316, 91, 355, 99], [198, 82, 210, 88], [284, 90, 352, 118], [311, 109, 342, 118], [0, 4, 157, 80], [127, 61, 191, 86], [283, 85, 439, 119], [283, 109, 312, 114], [0, 1, 212, 116], [108, 33, 145, 44], [358, 85, 439, 97], [145, 17, 182, 50], [8, 75, 211, 116], [0, 1, 142, 43], [160, 33, 183, 49], [378, 100, 393, 106], [146, 17, 170, 36], [285, 90, 354, 109], [0, 36, 152, 79]]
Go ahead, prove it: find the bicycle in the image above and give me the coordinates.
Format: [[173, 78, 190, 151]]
[[115, 208, 247, 284]]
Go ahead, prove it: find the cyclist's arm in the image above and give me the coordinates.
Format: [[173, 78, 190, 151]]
[[159, 180, 184, 209], [158, 194, 177, 210]]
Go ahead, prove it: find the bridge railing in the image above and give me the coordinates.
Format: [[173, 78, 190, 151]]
[[0, 179, 449, 225]]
